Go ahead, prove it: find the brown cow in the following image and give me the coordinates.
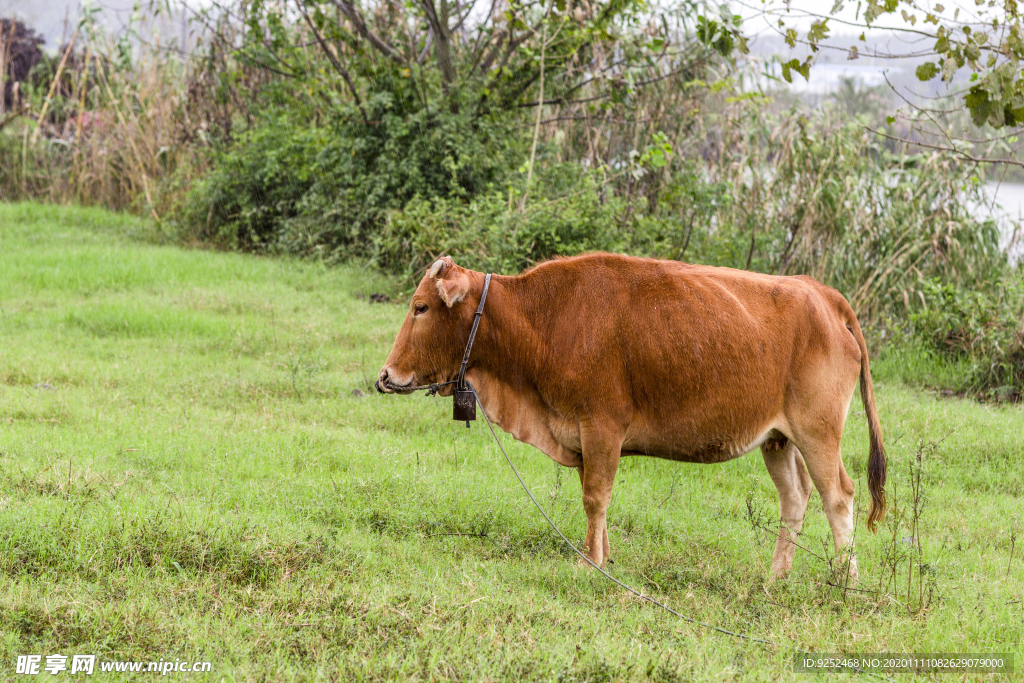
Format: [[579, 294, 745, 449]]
[[377, 253, 886, 580]]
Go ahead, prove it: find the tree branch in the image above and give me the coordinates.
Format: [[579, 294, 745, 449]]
[[517, 64, 694, 107], [418, 0, 456, 83], [863, 125, 1024, 169], [417, 30, 433, 64], [469, 0, 499, 64], [296, 0, 370, 124], [330, 0, 406, 65], [0, 105, 28, 132], [478, 29, 507, 72]]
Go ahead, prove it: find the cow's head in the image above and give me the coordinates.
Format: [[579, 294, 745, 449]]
[[377, 257, 481, 396]]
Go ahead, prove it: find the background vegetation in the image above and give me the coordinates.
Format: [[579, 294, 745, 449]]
[[0, 204, 1020, 680], [2, 0, 1023, 675], [0, 0, 1022, 400]]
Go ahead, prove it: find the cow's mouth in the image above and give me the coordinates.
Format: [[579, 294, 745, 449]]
[[375, 377, 417, 395]]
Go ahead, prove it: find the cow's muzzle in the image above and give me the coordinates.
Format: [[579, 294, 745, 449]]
[[376, 368, 415, 394]]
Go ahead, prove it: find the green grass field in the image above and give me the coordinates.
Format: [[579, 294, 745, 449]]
[[1, 202, 1021, 681]]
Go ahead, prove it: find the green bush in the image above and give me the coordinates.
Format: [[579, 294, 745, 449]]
[[178, 119, 327, 249], [903, 278, 1024, 400], [372, 157, 749, 283], [179, 93, 522, 256], [374, 166, 636, 278], [694, 108, 1007, 323]]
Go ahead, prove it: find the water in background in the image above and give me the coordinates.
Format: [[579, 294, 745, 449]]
[[980, 183, 1024, 266]]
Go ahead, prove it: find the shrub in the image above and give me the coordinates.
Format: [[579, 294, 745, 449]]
[[374, 165, 638, 279], [697, 106, 1007, 323], [177, 118, 327, 249], [905, 278, 1024, 400], [180, 97, 522, 256]]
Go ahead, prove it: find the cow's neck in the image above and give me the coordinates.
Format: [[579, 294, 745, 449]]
[[463, 275, 546, 414], [463, 274, 582, 465]]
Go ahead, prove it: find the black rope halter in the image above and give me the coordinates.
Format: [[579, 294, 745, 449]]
[[377, 274, 492, 424]]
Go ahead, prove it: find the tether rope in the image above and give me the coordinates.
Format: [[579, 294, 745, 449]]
[[472, 386, 775, 644], [381, 279, 888, 679], [470, 385, 895, 681]]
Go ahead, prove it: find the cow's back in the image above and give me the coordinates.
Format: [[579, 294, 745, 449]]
[[516, 254, 859, 462]]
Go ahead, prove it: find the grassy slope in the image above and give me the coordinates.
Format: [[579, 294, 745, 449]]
[[0, 202, 1021, 682]]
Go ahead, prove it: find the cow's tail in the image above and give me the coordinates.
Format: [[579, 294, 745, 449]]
[[846, 313, 887, 533]]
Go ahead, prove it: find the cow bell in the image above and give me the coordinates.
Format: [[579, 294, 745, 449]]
[[453, 387, 476, 426]]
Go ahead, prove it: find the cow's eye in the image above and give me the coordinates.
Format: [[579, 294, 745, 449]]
[[414, 303, 428, 315]]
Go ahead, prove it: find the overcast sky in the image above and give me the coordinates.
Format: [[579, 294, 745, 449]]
[[0, 0, 191, 48], [3, 0, 119, 46], [0, 0, 991, 86]]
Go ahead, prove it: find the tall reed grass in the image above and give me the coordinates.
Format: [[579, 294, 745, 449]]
[[0, 23, 211, 219]]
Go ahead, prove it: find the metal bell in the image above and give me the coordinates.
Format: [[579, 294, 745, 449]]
[[453, 387, 476, 426]]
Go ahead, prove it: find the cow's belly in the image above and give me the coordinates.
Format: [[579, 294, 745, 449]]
[[472, 372, 788, 468], [621, 416, 784, 464], [535, 404, 784, 466], [541, 413, 782, 465]]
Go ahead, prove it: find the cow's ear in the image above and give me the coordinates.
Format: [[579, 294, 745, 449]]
[[430, 258, 470, 307]]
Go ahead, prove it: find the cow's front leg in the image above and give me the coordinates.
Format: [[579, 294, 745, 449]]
[[577, 425, 622, 568], [576, 466, 611, 564]]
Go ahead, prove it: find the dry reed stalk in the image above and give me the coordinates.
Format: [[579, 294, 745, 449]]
[[519, 0, 561, 213], [93, 51, 158, 218], [70, 45, 90, 197], [0, 22, 9, 116], [31, 25, 80, 145], [21, 109, 29, 193], [0, 21, 19, 115]]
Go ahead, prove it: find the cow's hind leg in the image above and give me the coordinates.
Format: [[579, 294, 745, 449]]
[[761, 437, 813, 579], [797, 435, 859, 582], [577, 425, 622, 568]]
